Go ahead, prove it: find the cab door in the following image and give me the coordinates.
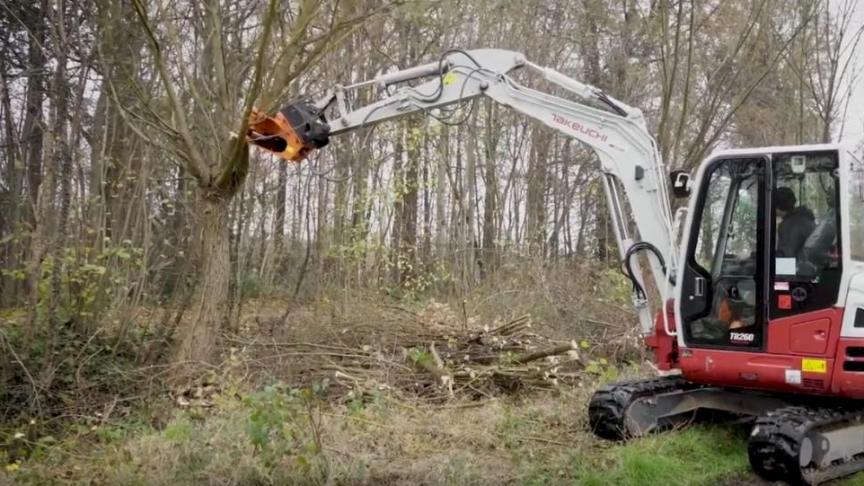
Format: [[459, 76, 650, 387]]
[[765, 151, 842, 359], [679, 157, 767, 350]]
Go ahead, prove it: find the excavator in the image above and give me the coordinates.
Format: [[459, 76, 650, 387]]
[[246, 48, 864, 484]]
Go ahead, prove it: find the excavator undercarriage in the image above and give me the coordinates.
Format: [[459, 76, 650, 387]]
[[589, 376, 864, 484]]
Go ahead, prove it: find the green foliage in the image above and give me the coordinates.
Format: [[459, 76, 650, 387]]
[[92, 419, 148, 444], [591, 268, 632, 304], [242, 381, 329, 476], [345, 389, 386, 417], [163, 418, 193, 444], [840, 472, 864, 486], [332, 234, 379, 263], [578, 425, 750, 486], [384, 257, 453, 301], [0, 300, 143, 431], [1, 267, 27, 281], [4, 381, 342, 484], [406, 347, 433, 367], [27, 239, 145, 326], [239, 275, 264, 299], [584, 357, 618, 381]]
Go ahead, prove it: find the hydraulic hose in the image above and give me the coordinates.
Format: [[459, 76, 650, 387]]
[[622, 241, 674, 300]]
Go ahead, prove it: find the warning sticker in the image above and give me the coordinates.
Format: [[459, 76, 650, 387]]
[[443, 72, 458, 86], [802, 358, 827, 373], [785, 369, 802, 385]]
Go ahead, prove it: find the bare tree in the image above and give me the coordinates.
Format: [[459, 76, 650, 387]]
[[803, 0, 864, 142], [124, 0, 389, 368]]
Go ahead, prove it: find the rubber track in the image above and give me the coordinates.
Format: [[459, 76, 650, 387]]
[[588, 375, 697, 440], [748, 405, 864, 485]]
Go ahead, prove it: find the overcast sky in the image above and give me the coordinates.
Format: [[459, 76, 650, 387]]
[[839, 2, 863, 149]]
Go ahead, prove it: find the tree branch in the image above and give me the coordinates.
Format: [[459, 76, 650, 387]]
[[131, 0, 210, 184]]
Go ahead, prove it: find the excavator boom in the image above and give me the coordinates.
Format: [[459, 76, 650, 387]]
[[248, 48, 677, 336]]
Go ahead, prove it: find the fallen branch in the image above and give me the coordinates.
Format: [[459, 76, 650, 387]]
[[513, 341, 578, 364], [486, 314, 531, 336]]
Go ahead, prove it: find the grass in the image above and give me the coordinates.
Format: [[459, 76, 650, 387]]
[[578, 426, 750, 486], [8, 379, 864, 485], [2, 384, 756, 486], [843, 474, 864, 486]]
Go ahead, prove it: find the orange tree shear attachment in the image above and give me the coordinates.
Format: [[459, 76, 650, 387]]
[[246, 102, 331, 162]]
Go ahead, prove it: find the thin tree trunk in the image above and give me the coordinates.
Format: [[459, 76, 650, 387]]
[[0, 61, 21, 307], [525, 129, 548, 257], [274, 160, 287, 275], [23, 0, 47, 219], [314, 162, 329, 287], [422, 133, 432, 262], [435, 125, 449, 257], [482, 103, 498, 276], [390, 130, 404, 284], [464, 129, 477, 285]]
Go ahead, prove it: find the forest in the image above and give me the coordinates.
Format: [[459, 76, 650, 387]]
[[1, 0, 863, 484]]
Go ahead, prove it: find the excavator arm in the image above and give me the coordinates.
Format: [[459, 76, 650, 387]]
[[247, 48, 677, 334]]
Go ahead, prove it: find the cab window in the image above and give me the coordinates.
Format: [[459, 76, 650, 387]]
[[850, 154, 864, 261], [769, 153, 841, 318]]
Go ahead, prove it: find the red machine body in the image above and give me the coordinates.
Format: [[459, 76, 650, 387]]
[[646, 306, 864, 399]]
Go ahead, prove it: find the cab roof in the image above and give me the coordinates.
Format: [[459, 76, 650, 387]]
[[707, 143, 846, 159]]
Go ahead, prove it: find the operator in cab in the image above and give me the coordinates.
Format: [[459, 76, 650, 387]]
[[774, 186, 815, 258]]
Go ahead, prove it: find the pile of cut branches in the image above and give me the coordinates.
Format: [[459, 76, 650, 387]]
[[398, 314, 583, 399], [229, 305, 586, 401]]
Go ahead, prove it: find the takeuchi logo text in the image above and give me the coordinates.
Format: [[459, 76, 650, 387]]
[[552, 114, 608, 142]]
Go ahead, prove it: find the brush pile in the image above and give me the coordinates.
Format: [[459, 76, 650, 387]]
[[396, 313, 583, 399], [230, 301, 587, 401]]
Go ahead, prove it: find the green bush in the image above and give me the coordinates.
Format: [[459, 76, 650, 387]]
[[240, 275, 264, 299]]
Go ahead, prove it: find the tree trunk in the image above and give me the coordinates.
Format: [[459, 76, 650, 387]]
[[481, 103, 498, 276], [274, 160, 287, 275], [20, 0, 47, 318], [390, 131, 404, 284], [464, 130, 477, 284], [592, 179, 611, 264], [350, 141, 370, 244], [175, 195, 231, 367], [401, 125, 420, 285], [332, 143, 349, 249], [314, 162, 329, 288], [92, 0, 143, 247], [23, 0, 47, 218], [421, 134, 432, 262], [525, 129, 548, 256], [0, 60, 21, 307], [435, 125, 449, 257]]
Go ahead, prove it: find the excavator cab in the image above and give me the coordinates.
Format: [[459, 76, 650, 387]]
[[246, 101, 331, 162], [595, 146, 864, 484], [678, 149, 844, 358]]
